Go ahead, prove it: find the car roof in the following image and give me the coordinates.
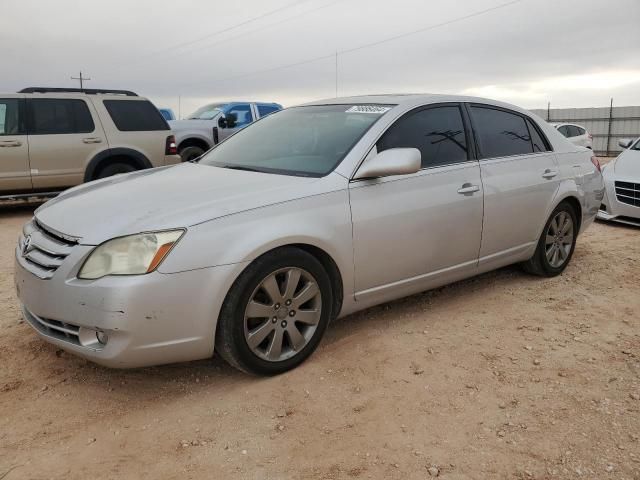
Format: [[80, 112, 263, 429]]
[[300, 93, 537, 117], [208, 101, 281, 106], [550, 122, 586, 129], [14, 92, 151, 100]]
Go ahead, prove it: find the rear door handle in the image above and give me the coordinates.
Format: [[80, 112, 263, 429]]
[[82, 137, 102, 144], [457, 184, 480, 195], [0, 140, 22, 147], [542, 169, 558, 179]]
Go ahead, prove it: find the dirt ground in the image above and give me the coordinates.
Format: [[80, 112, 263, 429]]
[[1, 202, 639, 480]]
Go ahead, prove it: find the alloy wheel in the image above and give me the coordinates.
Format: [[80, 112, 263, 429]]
[[545, 211, 574, 268], [243, 267, 322, 362]]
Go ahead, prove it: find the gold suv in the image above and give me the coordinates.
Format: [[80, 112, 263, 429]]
[[0, 87, 181, 197]]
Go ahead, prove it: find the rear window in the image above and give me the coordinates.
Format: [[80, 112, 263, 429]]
[[103, 100, 169, 131], [526, 119, 552, 152], [28, 99, 95, 135]]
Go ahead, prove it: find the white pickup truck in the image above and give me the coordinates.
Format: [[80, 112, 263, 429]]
[[169, 101, 282, 162]]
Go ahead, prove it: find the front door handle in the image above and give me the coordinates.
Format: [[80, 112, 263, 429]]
[[542, 169, 558, 179], [0, 140, 22, 147], [82, 137, 102, 144], [457, 183, 480, 195]]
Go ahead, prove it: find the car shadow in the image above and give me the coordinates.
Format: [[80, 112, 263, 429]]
[[26, 263, 532, 398]]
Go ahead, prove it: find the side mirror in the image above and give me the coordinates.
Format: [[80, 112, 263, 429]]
[[225, 112, 237, 129], [218, 116, 227, 129], [619, 138, 633, 149], [354, 148, 421, 180]]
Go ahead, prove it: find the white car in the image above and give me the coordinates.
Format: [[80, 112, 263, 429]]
[[551, 123, 593, 150], [597, 138, 640, 226]]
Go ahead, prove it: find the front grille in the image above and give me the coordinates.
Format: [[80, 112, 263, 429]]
[[23, 308, 81, 346], [615, 181, 640, 208], [18, 218, 78, 279]]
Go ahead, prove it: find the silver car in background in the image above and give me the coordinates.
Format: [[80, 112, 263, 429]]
[[597, 137, 640, 226], [14, 94, 604, 375]]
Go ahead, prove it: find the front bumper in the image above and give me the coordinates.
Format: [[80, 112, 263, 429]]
[[15, 246, 245, 368], [597, 174, 640, 227]]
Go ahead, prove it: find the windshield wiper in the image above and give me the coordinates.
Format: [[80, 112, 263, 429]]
[[218, 165, 263, 173]]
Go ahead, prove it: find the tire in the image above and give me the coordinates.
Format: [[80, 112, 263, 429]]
[[179, 146, 205, 162], [215, 247, 333, 375], [95, 162, 136, 179], [522, 201, 578, 277]]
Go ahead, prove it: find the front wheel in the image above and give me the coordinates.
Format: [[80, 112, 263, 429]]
[[523, 201, 578, 277], [179, 146, 205, 162], [215, 247, 333, 375]]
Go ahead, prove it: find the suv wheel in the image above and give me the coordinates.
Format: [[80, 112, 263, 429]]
[[523, 201, 577, 277], [96, 162, 136, 179], [215, 247, 333, 375], [179, 146, 205, 162]]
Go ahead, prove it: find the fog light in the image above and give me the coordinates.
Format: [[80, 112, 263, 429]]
[[96, 330, 108, 345]]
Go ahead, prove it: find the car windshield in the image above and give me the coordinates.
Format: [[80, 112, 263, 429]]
[[199, 104, 392, 177], [188, 103, 228, 120], [632, 139, 640, 151]]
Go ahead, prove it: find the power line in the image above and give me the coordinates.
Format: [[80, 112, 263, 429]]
[[141, 0, 315, 59], [173, 0, 346, 60], [340, 0, 525, 56], [179, 0, 527, 90]]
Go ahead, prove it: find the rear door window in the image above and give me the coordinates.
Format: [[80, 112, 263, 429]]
[[28, 99, 95, 134], [378, 105, 469, 168], [257, 105, 280, 118], [557, 125, 570, 137], [470, 106, 533, 158], [567, 125, 581, 137], [103, 100, 169, 131], [0, 99, 23, 135]]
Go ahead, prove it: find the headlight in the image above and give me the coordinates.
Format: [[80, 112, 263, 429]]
[[78, 230, 185, 280]]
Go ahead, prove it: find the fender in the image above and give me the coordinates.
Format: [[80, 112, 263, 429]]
[[176, 133, 213, 150], [537, 177, 584, 241], [84, 148, 153, 182]]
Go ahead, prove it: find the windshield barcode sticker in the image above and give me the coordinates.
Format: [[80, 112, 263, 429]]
[[346, 105, 392, 114]]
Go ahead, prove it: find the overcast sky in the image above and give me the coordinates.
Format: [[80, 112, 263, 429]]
[[3, 0, 640, 117]]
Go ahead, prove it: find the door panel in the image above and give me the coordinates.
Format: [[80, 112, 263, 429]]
[[27, 98, 105, 189], [350, 161, 483, 298], [478, 153, 559, 261], [0, 97, 31, 192], [468, 104, 560, 265]]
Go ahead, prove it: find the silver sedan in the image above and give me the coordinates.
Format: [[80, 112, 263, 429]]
[[14, 94, 604, 374]]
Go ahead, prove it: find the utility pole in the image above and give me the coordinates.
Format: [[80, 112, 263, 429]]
[[71, 71, 91, 90], [606, 97, 614, 157], [335, 50, 338, 98], [547, 101, 550, 122]]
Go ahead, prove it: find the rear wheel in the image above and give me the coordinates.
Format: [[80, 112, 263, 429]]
[[523, 201, 577, 277], [95, 162, 136, 179], [179, 146, 205, 162], [215, 247, 333, 375]]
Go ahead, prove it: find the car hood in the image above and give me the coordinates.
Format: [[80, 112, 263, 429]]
[[613, 148, 640, 178], [35, 163, 339, 245]]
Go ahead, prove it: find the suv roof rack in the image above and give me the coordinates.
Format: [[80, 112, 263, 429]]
[[19, 87, 138, 96]]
